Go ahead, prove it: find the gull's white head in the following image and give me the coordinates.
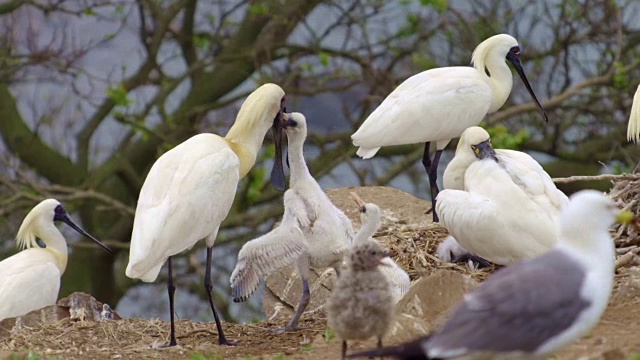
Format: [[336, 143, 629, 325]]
[[559, 190, 629, 253], [16, 199, 62, 250]]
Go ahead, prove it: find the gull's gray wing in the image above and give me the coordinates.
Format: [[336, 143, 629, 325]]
[[427, 250, 590, 357]]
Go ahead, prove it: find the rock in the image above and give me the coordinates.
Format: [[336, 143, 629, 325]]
[[0, 292, 121, 339], [326, 186, 433, 227], [263, 266, 337, 321], [263, 186, 435, 320], [388, 269, 477, 342], [615, 267, 640, 299], [598, 348, 626, 360]]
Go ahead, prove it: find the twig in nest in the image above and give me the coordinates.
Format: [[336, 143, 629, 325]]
[[552, 173, 640, 184], [615, 248, 640, 270]]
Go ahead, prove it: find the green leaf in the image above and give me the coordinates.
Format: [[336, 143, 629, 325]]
[[322, 328, 335, 343], [420, 0, 448, 13], [319, 52, 330, 67], [485, 124, 528, 150], [247, 167, 267, 203], [248, 4, 269, 16], [106, 84, 132, 107]]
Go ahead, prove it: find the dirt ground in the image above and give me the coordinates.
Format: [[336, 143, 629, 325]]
[[1, 186, 640, 360]]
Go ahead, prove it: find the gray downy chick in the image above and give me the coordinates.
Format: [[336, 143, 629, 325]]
[[326, 239, 395, 360]]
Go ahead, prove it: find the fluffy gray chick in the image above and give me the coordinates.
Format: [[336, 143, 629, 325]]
[[326, 239, 395, 360]]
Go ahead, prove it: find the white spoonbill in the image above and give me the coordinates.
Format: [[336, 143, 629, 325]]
[[0, 199, 111, 321], [351, 34, 548, 222], [627, 84, 640, 143], [436, 155, 557, 265], [349, 192, 410, 303], [437, 126, 568, 263], [230, 112, 354, 331], [125, 83, 286, 346], [350, 190, 630, 359]]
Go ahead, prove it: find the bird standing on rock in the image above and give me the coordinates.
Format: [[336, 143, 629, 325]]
[[350, 192, 410, 303], [351, 34, 548, 222], [437, 126, 568, 265], [327, 239, 395, 360], [126, 83, 287, 346], [0, 199, 111, 321], [349, 190, 632, 360], [230, 112, 354, 332]]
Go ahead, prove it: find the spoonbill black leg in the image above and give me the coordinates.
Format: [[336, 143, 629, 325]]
[[167, 257, 177, 347], [205, 246, 234, 345], [421, 142, 442, 222]]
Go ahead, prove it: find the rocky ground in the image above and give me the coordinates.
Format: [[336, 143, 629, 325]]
[[1, 186, 640, 360]]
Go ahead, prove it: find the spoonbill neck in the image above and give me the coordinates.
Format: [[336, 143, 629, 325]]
[[353, 216, 381, 244], [476, 52, 514, 113], [225, 117, 273, 179], [286, 134, 312, 184], [18, 222, 69, 274]]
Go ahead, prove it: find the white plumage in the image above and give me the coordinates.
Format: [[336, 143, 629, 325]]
[[351, 190, 625, 360], [349, 192, 410, 303], [125, 83, 286, 346], [230, 112, 354, 331], [437, 126, 568, 263], [351, 34, 547, 222], [0, 199, 110, 321], [437, 158, 558, 265], [627, 84, 640, 144]]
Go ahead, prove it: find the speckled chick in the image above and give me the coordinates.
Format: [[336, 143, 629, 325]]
[[326, 239, 395, 360]]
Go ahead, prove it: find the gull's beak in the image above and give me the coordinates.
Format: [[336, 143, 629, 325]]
[[350, 192, 366, 211], [270, 104, 286, 192], [473, 140, 497, 162], [616, 210, 635, 225], [57, 212, 112, 253], [506, 50, 549, 123]]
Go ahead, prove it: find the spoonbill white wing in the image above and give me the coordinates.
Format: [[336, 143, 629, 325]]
[[352, 67, 492, 158], [230, 190, 316, 302], [127, 134, 239, 282], [497, 149, 569, 214], [379, 258, 410, 302], [437, 159, 556, 265], [230, 224, 307, 302], [628, 84, 640, 143], [0, 251, 60, 320]]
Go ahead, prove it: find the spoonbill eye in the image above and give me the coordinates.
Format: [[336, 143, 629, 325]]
[[511, 47, 520, 55], [54, 205, 64, 214]]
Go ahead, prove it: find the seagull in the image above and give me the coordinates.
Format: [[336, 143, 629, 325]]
[[126, 83, 286, 346], [437, 126, 568, 264], [230, 112, 354, 331], [349, 190, 631, 360], [0, 199, 111, 321], [628, 84, 640, 144], [327, 239, 395, 360], [351, 34, 548, 222], [350, 192, 410, 303], [436, 155, 558, 265]]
